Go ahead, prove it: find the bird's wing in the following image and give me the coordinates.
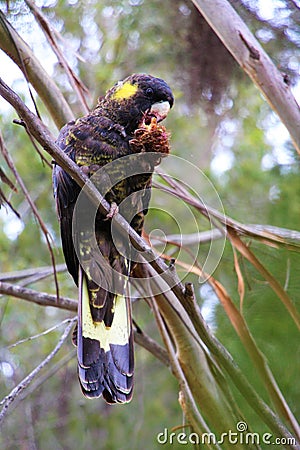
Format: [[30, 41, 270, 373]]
[[53, 122, 81, 284]]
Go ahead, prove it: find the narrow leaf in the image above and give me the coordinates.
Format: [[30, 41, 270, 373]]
[[227, 228, 300, 331]]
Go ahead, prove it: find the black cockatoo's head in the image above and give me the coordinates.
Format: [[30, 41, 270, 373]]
[[98, 74, 174, 134]]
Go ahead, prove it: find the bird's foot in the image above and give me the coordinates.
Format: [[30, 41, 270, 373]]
[[104, 202, 119, 220]]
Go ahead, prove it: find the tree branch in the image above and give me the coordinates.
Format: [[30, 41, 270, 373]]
[[0, 281, 77, 312], [24, 0, 90, 115], [0, 11, 74, 129], [190, 0, 300, 154], [133, 324, 170, 368], [2, 351, 75, 418]]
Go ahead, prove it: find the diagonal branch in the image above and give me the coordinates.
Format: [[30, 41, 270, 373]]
[[190, 0, 300, 154], [0, 130, 60, 301], [154, 173, 300, 252], [149, 293, 220, 448], [0, 167, 20, 217], [7, 318, 75, 349], [0, 11, 74, 129], [0, 318, 76, 425], [25, 0, 90, 115], [0, 264, 66, 282], [2, 351, 76, 419]]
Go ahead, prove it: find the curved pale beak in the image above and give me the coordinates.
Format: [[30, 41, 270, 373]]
[[149, 100, 171, 122]]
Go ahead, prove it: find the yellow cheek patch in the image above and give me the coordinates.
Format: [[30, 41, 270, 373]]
[[111, 82, 138, 100]]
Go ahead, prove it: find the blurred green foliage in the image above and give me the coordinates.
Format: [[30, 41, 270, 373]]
[[0, 0, 299, 448]]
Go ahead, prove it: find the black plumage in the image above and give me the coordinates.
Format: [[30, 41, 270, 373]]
[[53, 74, 173, 403]]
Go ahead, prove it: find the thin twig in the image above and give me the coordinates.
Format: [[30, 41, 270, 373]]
[[0, 188, 20, 218], [0, 264, 66, 282], [227, 228, 300, 331], [25, 0, 90, 114], [0, 166, 17, 192], [13, 119, 52, 168], [0, 11, 74, 128], [0, 154, 20, 217], [7, 318, 75, 349], [3, 351, 76, 420], [0, 318, 76, 426], [133, 322, 170, 368], [0, 131, 60, 302], [155, 173, 300, 251]]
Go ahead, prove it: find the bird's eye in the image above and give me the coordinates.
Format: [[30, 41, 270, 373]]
[[146, 87, 154, 96]]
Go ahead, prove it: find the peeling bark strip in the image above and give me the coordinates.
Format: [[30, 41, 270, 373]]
[[239, 32, 260, 60]]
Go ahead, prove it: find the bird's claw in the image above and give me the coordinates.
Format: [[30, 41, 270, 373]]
[[104, 202, 119, 220]]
